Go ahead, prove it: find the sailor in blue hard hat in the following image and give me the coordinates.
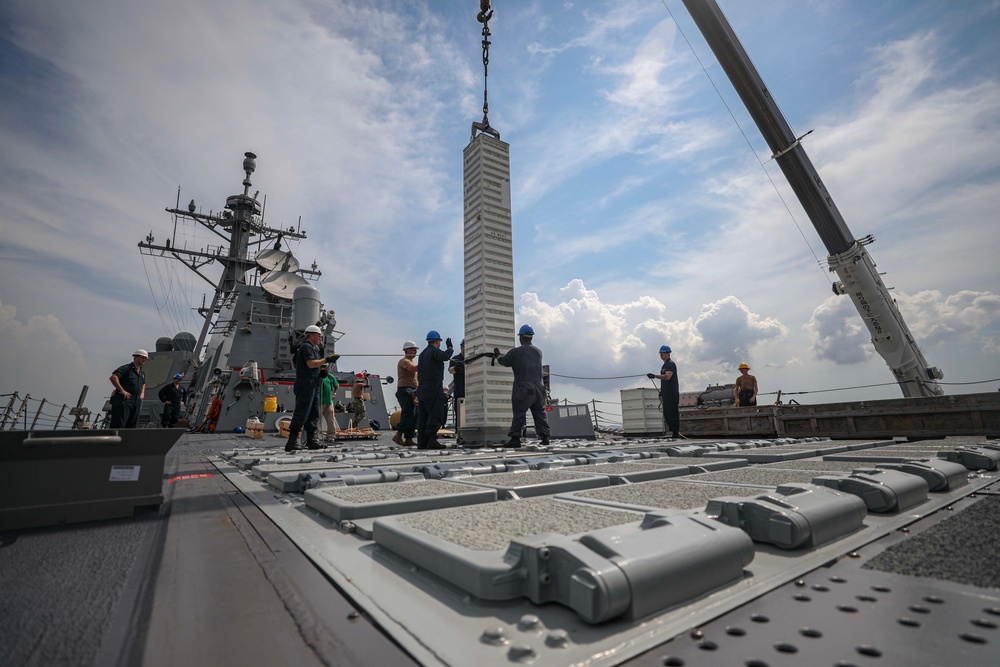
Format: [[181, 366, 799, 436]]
[[416, 330, 454, 448], [494, 323, 550, 448], [647, 344, 680, 438], [158, 372, 186, 428]]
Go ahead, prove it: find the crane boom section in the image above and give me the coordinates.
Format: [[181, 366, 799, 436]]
[[680, 0, 943, 397]]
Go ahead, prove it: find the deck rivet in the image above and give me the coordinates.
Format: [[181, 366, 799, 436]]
[[545, 630, 570, 647], [518, 614, 540, 630], [507, 644, 536, 661]]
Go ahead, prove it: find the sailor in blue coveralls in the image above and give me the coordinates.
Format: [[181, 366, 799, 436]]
[[495, 324, 551, 448], [416, 330, 453, 449], [287, 325, 339, 452], [648, 345, 680, 438]]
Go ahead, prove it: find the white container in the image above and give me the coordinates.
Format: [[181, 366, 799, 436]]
[[620, 388, 664, 435]]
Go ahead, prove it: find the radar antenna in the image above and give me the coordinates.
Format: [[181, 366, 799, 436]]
[[472, 1, 500, 139]]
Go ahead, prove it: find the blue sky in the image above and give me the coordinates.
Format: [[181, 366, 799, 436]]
[[1, 0, 999, 423]]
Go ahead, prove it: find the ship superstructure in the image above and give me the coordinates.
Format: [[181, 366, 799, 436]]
[[137, 152, 389, 433]]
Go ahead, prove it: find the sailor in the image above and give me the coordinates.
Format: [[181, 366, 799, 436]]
[[158, 373, 185, 427], [109, 349, 148, 428], [393, 341, 419, 446], [416, 331, 453, 449], [320, 364, 339, 442], [287, 325, 339, 452], [351, 373, 369, 429], [448, 339, 466, 430], [734, 363, 758, 407], [648, 345, 680, 438], [495, 325, 550, 448]]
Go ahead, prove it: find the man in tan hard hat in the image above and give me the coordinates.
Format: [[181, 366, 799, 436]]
[[734, 363, 758, 407], [109, 349, 148, 428]]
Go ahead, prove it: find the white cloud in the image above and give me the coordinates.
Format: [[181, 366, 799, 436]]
[[518, 280, 786, 397], [805, 289, 1000, 368], [805, 296, 876, 364], [896, 290, 1000, 348], [0, 299, 88, 407]]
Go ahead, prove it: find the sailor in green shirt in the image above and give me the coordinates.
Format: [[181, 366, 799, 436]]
[[320, 364, 340, 442]]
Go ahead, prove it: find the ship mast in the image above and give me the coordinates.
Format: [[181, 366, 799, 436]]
[[680, 0, 944, 397], [138, 152, 320, 367]]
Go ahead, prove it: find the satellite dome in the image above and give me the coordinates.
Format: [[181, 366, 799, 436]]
[[172, 332, 197, 352]]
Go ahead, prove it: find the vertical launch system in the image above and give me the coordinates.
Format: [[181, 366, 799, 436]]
[[461, 2, 518, 445]]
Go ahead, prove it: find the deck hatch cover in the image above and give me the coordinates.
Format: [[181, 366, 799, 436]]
[[304, 479, 497, 521], [268, 467, 422, 493], [875, 458, 969, 492], [707, 482, 867, 548], [939, 446, 1000, 471], [373, 498, 754, 623], [812, 468, 930, 512]]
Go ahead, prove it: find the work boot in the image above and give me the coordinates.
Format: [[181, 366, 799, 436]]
[[671, 432, 681, 439], [539, 435, 550, 447], [284, 428, 302, 452], [505, 436, 521, 448], [403, 438, 416, 447], [391, 432, 404, 446], [305, 430, 322, 450]]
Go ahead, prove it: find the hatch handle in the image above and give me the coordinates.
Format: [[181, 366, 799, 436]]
[[23, 435, 123, 446]]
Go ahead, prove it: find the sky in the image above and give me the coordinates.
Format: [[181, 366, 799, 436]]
[[2, 0, 999, 426]]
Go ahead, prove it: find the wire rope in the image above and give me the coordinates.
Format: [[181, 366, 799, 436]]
[[660, 0, 830, 282]]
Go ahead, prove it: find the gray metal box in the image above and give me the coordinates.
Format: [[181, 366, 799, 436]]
[[0, 429, 183, 531]]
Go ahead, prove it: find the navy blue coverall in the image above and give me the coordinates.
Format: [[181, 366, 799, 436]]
[[497, 342, 551, 439]]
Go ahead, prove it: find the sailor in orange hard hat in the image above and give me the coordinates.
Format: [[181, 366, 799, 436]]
[[734, 363, 758, 407]]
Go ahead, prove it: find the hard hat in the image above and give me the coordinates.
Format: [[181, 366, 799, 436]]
[[403, 341, 418, 350], [132, 349, 149, 358], [659, 345, 672, 354], [738, 363, 750, 370], [304, 325, 322, 334], [356, 373, 366, 380], [426, 330, 441, 341], [460, 339, 465, 346], [518, 324, 534, 336], [173, 374, 183, 379]]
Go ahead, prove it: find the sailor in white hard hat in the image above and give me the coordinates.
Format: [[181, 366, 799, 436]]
[[286, 324, 340, 452], [108, 349, 149, 428]]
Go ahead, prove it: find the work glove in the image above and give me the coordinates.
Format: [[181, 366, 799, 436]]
[[646, 373, 655, 379], [326, 353, 340, 363], [493, 347, 500, 358], [445, 337, 453, 349]]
